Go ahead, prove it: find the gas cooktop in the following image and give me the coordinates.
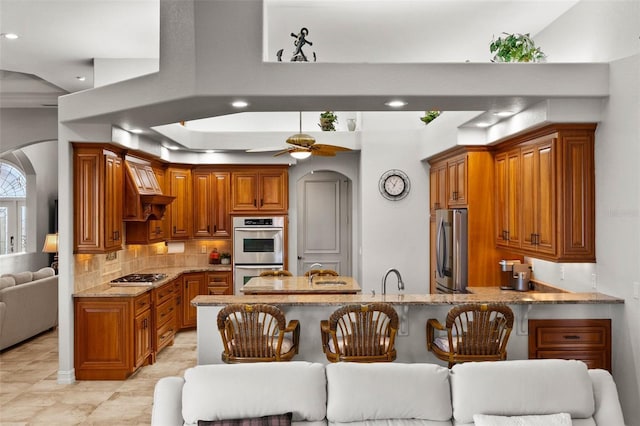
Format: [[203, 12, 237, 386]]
[[110, 273, 167, 286]]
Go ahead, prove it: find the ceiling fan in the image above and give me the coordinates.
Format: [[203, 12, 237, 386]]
[[248, 113, 352, 159]]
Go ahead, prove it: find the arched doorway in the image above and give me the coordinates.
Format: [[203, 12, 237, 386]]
[[296, 171, 352, 275]]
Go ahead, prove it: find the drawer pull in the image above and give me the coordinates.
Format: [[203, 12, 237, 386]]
[[563, 335, 581, 340]]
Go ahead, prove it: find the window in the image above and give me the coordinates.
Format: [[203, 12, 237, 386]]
[[0, 162, 27, 254]]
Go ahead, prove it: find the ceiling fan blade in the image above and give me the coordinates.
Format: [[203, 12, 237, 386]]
[[273, 148, 294, 157], [313, 144, 352, 155], [246, 146, 287, 153]]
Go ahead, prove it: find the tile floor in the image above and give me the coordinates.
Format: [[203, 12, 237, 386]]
[[0, 328, 197, 425]]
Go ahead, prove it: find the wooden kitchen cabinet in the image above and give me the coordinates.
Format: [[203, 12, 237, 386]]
[[207, 271, 233, 295], [494, 149, 522, 249], [193, 170, 230, 238], [74, 292, 153, 380], [428, 147, 505, 290], [180, 272, 206, 328], [126, 165, 169, 244], [73, 143, 124, 253], [494, 124, 595, 262], [153, 278, 178, 354], [231, 167, 288, 213], [168, 167, 193, 239], [447, 154, 467, 207], [429, 162, 447, 215], [528, 319, 611, 372]]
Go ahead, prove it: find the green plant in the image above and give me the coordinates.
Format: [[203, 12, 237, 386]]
[[420, 110, 441, 125], [319, 111, 338, 131], [220, 252, 231, 259], [489, 32, 546, 63]]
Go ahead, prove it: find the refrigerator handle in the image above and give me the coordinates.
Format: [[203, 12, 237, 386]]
[[453, 211, 460, 288], [436, 216, 446, 278]]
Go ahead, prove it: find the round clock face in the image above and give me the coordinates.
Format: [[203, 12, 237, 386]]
[[379, 169, 410, 201]]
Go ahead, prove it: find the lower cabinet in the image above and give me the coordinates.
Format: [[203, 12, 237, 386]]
[[180, 272, 207, 328], [207, 271, 233, 295], [74, 292, 153, 380], [528, 319, 611, 372], [153, 279, 178, 354]]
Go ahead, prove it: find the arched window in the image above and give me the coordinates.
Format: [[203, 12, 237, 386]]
[[0, 161, 27, 254]]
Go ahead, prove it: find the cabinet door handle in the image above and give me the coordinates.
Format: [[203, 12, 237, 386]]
[[563, 335, 580, 340], [207, 225, 210, 233], [214, 225, 217, 233], [253, 199, 257, 207], [260, 199, 264, 207], [113, 230, 120, 241], [173, 226, 176, 233]]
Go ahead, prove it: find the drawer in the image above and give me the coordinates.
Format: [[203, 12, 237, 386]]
[[535, 350, 608, 370], [134, 292, 151, 316], [533, 325, 609, 349], [208, 285, 231, 295], [155, 299, 176, 327], [155, 281, 175, 306], [156, 317, 176, 351]]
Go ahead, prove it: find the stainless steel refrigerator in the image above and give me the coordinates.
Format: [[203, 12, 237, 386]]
[[435, 209, 468, 293]]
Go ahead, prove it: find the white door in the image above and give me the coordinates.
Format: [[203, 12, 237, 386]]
[[297, 171, 351, 275]]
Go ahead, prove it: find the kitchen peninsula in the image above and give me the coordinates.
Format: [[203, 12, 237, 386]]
[[240, 275, 362, 294], [193, 290, 623, 366]]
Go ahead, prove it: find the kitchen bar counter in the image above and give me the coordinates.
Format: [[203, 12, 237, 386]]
[[193, 289, 623, 306], [73, 265, 232, 297], [240, 276, 361, 294]]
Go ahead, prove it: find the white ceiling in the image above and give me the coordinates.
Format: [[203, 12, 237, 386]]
[[0, 0, 580, 144]]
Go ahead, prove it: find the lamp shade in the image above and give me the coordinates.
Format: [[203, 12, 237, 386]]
[[42, 233, 58, 253]]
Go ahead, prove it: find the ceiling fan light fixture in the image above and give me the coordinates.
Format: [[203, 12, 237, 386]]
[[290, 151, 312, 160]]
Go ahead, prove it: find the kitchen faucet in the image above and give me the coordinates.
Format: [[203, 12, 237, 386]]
[[382, 268, 404, 295], [308, 263, 323, 285]]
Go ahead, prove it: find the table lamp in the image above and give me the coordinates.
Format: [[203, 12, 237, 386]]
[[42, 233, 58, 273]]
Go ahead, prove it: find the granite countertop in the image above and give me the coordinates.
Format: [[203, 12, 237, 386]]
[[241, 276, 361, 294], [192, 289, 624, 307], [73, 265, 232, 298]]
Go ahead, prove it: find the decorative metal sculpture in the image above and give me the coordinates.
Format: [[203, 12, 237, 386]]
[[277, 27, 316, 62]]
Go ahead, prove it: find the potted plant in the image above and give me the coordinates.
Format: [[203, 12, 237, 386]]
[[420, 110, 441, 125], [489, 32, 546, 63], [220, 252, 231, 265], [319, 111, 338, 131]]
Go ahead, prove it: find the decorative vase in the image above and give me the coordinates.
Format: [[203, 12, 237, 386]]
[[221, 258, 230, 265], [347, 119, 356, 131]]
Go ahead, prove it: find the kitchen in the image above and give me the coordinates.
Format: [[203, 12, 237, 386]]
[[1, 0, 638, 423]]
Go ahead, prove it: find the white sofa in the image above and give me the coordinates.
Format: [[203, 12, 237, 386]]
[[151, 359, 625, 426], [0, 267, 58, 350]]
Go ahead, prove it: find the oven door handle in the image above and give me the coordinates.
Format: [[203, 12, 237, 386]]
[[234, 227, 283, 232]]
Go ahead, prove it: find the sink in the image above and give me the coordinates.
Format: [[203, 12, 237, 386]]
[[314, 280, 347, 285]]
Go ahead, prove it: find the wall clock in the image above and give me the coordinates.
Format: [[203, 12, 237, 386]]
[[379, 169, 410, 201]]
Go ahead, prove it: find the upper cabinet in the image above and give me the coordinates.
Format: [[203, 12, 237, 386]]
[[167, 167, 193, 240], [73, 143, 124, 253], [193, 170, 230, 238], [494, 124, 596, 262], [231, 167, 288, 213], [126, 165, 170, 244]]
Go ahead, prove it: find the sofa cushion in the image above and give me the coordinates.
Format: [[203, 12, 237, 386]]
[[451, 359, 595, 424], [1, 271, 32, 284], [32, 267, 55, 280], [181, 362, 326, 426], [0, 276, 15, 291], [326, 362, 452, 423]]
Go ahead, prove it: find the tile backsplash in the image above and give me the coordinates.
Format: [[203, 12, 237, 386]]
[[73, 240, 231, 292]]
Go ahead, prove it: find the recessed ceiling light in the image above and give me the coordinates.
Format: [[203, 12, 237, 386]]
[[76, 76, 86, 81], [493, 111, 515, 117], [130, 129, 143, 134], [385, 100, 407, 108], [166, 145, 180, 151], [231, 100, 248, 108], [205, 149, 215, 153], [475, 122, 492, 128], [1, 33, 19, 40]]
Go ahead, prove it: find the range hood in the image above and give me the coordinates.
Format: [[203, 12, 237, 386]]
[[123, 156, 175, 221]]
